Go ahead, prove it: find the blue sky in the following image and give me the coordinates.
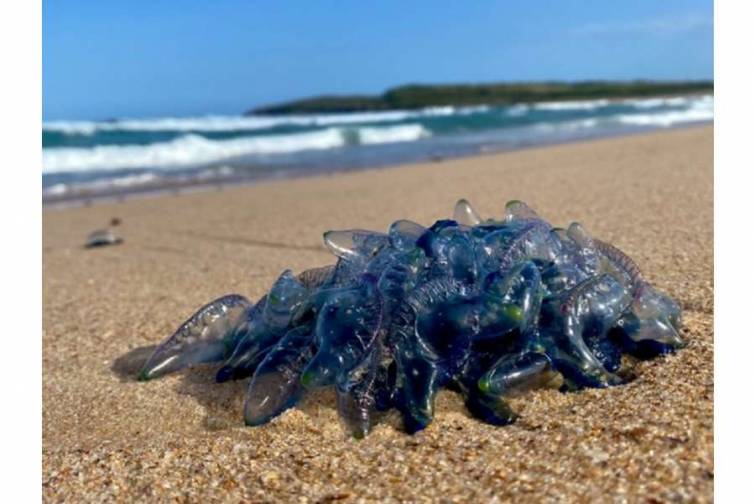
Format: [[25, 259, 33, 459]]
[[43, 1, 713, 120]]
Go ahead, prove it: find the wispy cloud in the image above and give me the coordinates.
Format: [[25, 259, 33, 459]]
[[571, 12, 712, 37]]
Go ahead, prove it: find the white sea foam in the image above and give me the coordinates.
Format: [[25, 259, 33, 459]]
[[43, 123, 433, 173], [311, 111, 413, 126], [632, 94, 712, 109], [533, 118, 602, 132], [44, 116, 319, 135], [505, 104, 530, 117], [567, 118, 599, 130], [458, 105, 491, 115], [533, 99, 611, 111], [42, 173, 163, 196], [43, 107, 459, 136], [616, 108, 713, 127], [43, 183, 69, 196], [690, 94, 714, 109], [616, 95, 713, 127], [42, 114, 386, 135], [43, 129, 347, 173], [419, 106, 456, 116], [358, 124, 430, 145], [196, 166, 235, 180], [107, 172, 162, 187], [623, 96, 690, 109]]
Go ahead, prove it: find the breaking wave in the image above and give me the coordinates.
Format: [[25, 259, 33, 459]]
[[44, 107, 456, 136], [42, 124, 432, 173], [42, 94, 713, 201], [533, 99, 611, 111], [358, 124, 430, 145], [616, 95, 713, 127]]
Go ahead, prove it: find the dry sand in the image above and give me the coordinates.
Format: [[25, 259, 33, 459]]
[[43, 126, 713, 502]]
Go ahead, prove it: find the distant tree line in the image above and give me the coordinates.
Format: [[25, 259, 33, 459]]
[[249, 80, 713, 115]]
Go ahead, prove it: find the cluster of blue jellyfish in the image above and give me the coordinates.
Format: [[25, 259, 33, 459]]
[[139, 200, 684, 437]]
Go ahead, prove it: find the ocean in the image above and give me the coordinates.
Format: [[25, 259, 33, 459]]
[[42, 94, 713, 203]]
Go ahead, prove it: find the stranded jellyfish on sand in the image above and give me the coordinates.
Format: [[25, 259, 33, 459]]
[[139, 200, 684, 438]]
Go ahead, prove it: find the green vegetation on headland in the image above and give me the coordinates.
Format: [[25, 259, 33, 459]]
[[249, 80, 713, 115]]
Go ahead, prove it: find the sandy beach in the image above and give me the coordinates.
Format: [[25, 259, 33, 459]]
[[43, 126, 713, 502]]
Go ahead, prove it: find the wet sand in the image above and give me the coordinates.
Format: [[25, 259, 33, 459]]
[[43, 126, 713, 502]]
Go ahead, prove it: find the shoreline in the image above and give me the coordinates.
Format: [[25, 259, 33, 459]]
[[43, 125, 713, 501], [43, 120, 711, 209]]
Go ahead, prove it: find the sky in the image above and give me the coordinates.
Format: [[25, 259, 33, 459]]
[[43, 0, 713, 120]]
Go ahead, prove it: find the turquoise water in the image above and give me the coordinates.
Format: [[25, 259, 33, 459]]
[[43, 94, 712, 202]]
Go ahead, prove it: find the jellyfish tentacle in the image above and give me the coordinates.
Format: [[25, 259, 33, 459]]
[[302, 279, 384, 388], [139, 294, 251, 381], [473, 261, 544, 342], [243, 326, 314, 426], [214, 328, 278, 382], [215, 270, 308, 382], [390, 277, 471, 432], [547, 274, 632, 387], [478, 352, 562, 396], [464, 341, 561, 425], [395, 354, 443, 433], [482, 219, 555, 272], [336, 341, 394, 438], [460, 383, 518, 426], [297, 265, 336, 289], [593, 239, 645, 292], [614, 285, 685, 358]]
